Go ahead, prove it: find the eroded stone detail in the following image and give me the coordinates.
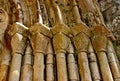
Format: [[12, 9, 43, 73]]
[[8, 22, 28, 81], [29, 22, 53, 81], [0, 8, 10, 81]]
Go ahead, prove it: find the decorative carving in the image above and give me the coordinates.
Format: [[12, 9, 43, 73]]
[[52, 24, 72, 54], [71, 0, 93, 80], [51, 23, 72, 81], [8, 22, 28, 81], [0, 1, 119, 81], [91, 25, 114, 81], [91, 0, 120, 80], [29, 23, 52, 54], [0, 8, 10, 81], [29, 22, 53, 81], [51, 1, 77, 80], [72, 23, 92, 81], [72, 23, 92, 52], [92, 25, 108, 53]]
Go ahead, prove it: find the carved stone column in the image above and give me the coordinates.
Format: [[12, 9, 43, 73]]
[[29, 23, 53, 81], [92, 25, 114, 81], [67, 43, 78, 81], [52, 23, 78, 81], [72, 23, 92, 81], [88, 42, 101, 81], [20, 42, 33, 81], [46, 39, 54, 81], [8, 22, 28, 81], [70, 0, 101, 80], [107, 40, 120, 80], [51, 1, 79, 80]]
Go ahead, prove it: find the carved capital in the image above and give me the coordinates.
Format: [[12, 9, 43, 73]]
[[92, 34, 107, 53], [53, 33, 71, 54], [91, 25, 108, 53], [72, 23, 92, 37], [51, 23, 73, 38], [30, 33, 49, 55], [8, 22, 29, 37], [29, 23, 52, 55], [72, 23, 92, 53], [52, 23, 73, 54], [9, 22, 28, 55], [73, 33, 90, 53], [11, 33, 27, 55], [29, 23, 52, 38]]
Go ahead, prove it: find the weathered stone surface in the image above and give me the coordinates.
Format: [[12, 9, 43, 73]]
[[46, 39, 54, 81], [7, 22, 29, 37], [0, 8, 8, 36], [112, 16, 120, 44], [0, 0, 119, 81], [72, 20, 92, 81], [52, 33, 71, 54], [71, 1, 93, 80], [0, 65, 9, 81], [67, 44, 78, 81], [30, 33, 49, 54], [29, 23, 52, 38], [29, 22, 54, 81], [33, 53, 44, 81], [99, 0, 120, 48], [9, 54, 22, 81], [8, 22, 28, 55], [8, 22, 28, 81], [72, 23, 92, 37], [20, 65, 33, 81], [88, 43, 101, 81], [91, 26, 114, 81], [52, 24, 70, 81], [46, 54, 54, 81], [51, 1, 77, 81], [99, 0, 120, 23], [107, 40, 120, 79], [0, 8, 10, 81], [92, 33, 107, 52], [51, 23, 72, 38], [20, 42, 33, 81], [56, 53, 68, 81]]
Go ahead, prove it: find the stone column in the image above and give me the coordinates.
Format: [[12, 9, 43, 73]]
[[92, 25, 114, 81], [72, 23, 92, 81], [8, 22, 28, 81], [67, 44, 78, 81], [29, 23, 52, 81], [88, 43, 101, 81], [107, 40, 120, 80], [51, 23, 78, 81], [52, 25, 69, 81], [20, 42, 33, 81], [46, 40, 54, 81]]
